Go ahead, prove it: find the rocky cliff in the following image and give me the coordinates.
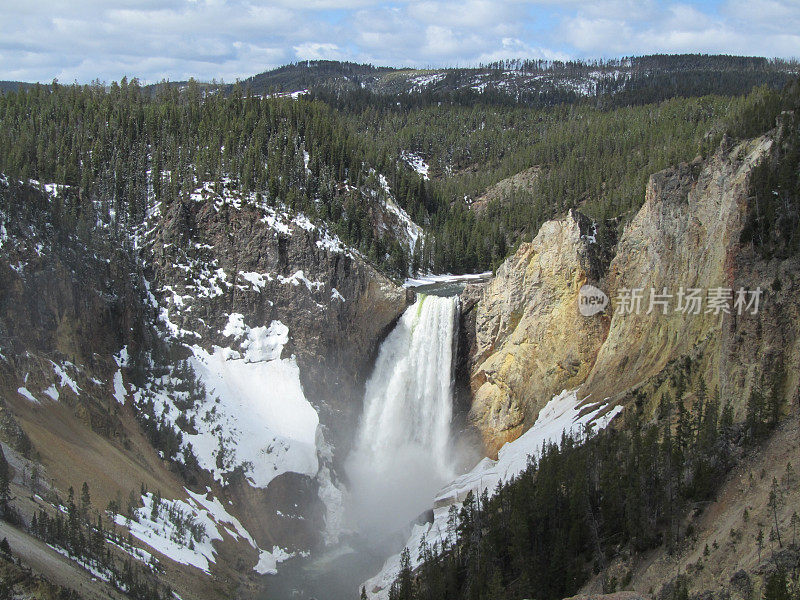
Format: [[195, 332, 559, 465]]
[[146, 191, 410, 446], [0, 176, 411, 597], [140, 188, 412, 551], [464, 131, 800, 453]]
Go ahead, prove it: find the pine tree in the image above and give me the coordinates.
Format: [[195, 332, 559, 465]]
[[81, 481, 91, 519], [0, 447, 11, 519], [396, 547, 414, 600], [769, 478, 783, 548]]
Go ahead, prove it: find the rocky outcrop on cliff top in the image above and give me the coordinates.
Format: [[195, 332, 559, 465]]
[[463, 209, 609, 455], [465, 132, 800, 453]]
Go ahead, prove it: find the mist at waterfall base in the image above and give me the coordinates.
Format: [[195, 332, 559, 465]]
[[345, 294, 460, 537]]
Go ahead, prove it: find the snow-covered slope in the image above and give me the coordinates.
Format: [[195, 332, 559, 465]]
[[113, 488, 299, 575], [374, 172, 423, 256], [135, 313, 320, 489]]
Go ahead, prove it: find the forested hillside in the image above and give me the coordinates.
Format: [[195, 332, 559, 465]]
[[0, 79, 429, 275], [340, 81, 799, 271], [1, 57, 798, 277], [242, 55, 797, 106]]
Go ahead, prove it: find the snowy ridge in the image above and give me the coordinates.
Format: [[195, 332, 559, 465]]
[[403, 271, 493, 288], [434, 390, 623, 507], [113, 489, 298, 575], [361, 390, 623, 599]]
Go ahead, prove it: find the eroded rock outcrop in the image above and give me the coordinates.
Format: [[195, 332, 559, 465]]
[[463, 210, 609, 456], [466, 132, 800, 451]]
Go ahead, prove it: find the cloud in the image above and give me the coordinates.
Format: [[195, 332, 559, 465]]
[[294, 42, 344, 61], [477, 38, 570, 64], [558, 0, 800, 58], [0, 0, 797, 84]]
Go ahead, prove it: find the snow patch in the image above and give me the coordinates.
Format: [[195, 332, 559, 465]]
[[409, 72, 446, 90], [185, 341, 319, 488], [114, 346, 130, 367], [254, 546, 297, 575], [239, 271, 273, 291], [49, 546, 114, 583], [51, 361, 80, 395], [400, 151, 430, 180], [114, 492, 218, 573], [114, 488, 296, 576], [403, 271, 493, 288], [222, 314, 289, 363], [434, 390, 623, 506], [277, 270, 323, 292], [113, 370, 127, 404], [17, 387, 39, 404]]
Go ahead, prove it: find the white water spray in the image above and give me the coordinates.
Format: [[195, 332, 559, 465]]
[[346, 294, 459, 534]]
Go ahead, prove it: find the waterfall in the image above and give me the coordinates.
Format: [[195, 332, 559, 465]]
[[345, 294, 460, 534]]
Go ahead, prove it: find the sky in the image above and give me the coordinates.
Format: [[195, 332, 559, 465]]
[[1, 0, 798, 84]]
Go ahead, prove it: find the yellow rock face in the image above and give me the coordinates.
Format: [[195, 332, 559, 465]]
[[468, 134, 800, 455], [468, 211, 608, 457]]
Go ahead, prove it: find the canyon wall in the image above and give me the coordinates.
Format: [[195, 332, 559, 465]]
[[464, 133, 800, 454]]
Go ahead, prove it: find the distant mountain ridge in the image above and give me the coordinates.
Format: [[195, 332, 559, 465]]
[[234, 54, 799, 106], [4, 53, 797, 107]]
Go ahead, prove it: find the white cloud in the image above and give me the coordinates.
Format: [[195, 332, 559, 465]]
[[559, 0, 800, 58], [0, 0, 797, 83], [477, 38, 570, 64], [294, 42, 344, 61]]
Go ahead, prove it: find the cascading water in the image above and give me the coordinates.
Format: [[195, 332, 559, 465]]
[[346, 293, 460, 535]]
